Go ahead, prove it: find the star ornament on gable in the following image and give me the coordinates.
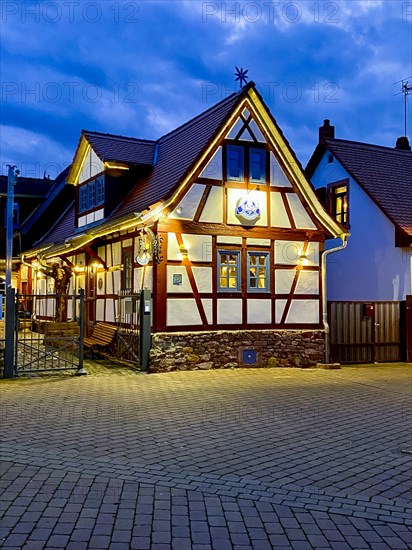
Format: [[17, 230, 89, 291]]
[[235, 67, 249, 88]]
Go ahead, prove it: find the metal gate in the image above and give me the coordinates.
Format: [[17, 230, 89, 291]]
[[329, 301, 403, 363], [3, 287, 85, 377], [116, 290, 141, 363]]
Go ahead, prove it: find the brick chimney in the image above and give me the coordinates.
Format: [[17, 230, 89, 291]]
[[395, 136, 411, 151], [319, 119, 335, 142]]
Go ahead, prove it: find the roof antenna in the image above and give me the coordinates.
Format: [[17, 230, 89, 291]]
[[235, 67, 249, 89], [393, 76, 412, 137]]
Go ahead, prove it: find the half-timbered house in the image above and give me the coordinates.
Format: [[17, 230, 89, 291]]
[[22, 83, 348, 371]]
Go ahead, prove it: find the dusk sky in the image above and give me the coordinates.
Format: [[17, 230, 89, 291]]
[[1, 0, 411, 180]]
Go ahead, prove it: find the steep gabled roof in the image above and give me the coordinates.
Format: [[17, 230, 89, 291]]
[[111, 87, 244, 220], [306, 139, 412, 239], [83, 131, 156, 165], [25, 83, 347, 259], [37, 202, 76, 248]]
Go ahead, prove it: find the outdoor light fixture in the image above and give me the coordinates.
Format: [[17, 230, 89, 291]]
[[298, 252, 308, 268]]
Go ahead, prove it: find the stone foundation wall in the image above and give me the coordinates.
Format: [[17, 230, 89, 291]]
[[149, 329, 325, 373]]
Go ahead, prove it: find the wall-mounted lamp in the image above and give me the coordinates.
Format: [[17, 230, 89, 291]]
[[298, 253, 308, 268]]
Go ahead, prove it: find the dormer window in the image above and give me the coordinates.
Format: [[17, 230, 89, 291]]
[[78, 176, 105, 214], [77, 175, 105, 227]]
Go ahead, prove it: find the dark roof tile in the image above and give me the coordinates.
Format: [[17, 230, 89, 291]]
[[37, 202, 76, 248], [110, 88, 244, 219], [83, 131, 156, 165], [324, 139, 412, 237]]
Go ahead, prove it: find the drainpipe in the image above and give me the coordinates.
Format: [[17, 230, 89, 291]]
[[322, 234, 349, 363]]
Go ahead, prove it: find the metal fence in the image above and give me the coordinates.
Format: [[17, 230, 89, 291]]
[[329, 300, 405, 363], [3, 287, 85, 377], [115, 289, 151, 371]]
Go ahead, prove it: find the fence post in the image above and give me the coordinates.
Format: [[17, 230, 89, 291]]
[[76, 289, 87, 376], [140, 289, 151, 372], [4, 286, 15, 379]]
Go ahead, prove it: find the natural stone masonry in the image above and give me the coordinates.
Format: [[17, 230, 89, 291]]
[[150, 329, 325, 372]]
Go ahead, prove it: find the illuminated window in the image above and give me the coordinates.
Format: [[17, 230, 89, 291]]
[[331, 184, 348, 226], [218, 251, 240, 291], [248, 252, 269, 291]]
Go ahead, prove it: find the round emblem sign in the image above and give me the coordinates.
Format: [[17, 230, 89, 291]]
[[135, 252, 150, 266], [235, 197, 261, 222]]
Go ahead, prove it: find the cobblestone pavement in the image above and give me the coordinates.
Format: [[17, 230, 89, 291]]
[[0, 363, 411, 549]]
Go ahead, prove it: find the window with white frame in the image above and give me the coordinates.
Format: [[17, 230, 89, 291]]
[[78, 175, 105, 213]]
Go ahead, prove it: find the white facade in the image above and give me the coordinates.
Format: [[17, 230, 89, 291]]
[[311, 152, 412, 301]]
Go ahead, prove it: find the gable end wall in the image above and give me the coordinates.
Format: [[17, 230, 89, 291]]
[[311, 152, 411, 300]]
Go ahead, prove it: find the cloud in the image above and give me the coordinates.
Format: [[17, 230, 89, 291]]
[[0, 0, 410, 173], [0, 125, 72, 178]]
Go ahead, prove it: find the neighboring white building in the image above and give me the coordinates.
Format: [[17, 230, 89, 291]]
[[307, 121, 412, 302]]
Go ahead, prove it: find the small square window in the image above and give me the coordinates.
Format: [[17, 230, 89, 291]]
[[248, 252, 269, 292], [218, 250, 241, 291]]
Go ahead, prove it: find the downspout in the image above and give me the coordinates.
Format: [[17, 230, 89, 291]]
[[322, 233, 349, 363]]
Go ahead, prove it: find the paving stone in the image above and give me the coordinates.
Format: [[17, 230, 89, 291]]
[[1, 366, 412, 550]]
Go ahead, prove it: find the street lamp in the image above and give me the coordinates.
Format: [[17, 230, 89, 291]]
[[5, 164, 19, 288]]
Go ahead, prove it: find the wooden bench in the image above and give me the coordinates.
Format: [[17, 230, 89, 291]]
[[84, 323, 117, 358]]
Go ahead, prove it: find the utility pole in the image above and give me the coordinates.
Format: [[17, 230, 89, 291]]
[[5, 164, 19, 288]]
